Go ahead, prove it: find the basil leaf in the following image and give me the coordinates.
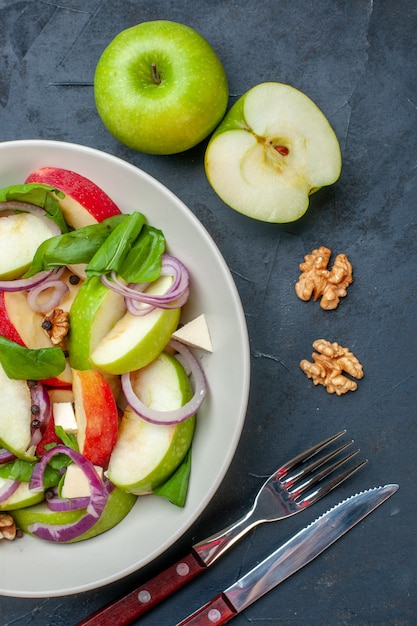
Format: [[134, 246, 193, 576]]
[[0, 336, 66, 380], [0, 183, 68, 232], [24, 214, 128, 277], [119, 225, 165, 283], [153, 447, 192, 508], [0, 458, 35, 482], [86, 212, 146, 277], [54, 425, 79, 452]]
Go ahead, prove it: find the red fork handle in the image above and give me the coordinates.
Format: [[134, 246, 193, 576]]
[[76, 551, 206, 626], [176, 593, 237, 625]]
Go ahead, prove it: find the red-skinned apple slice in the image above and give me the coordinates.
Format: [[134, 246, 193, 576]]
[[25, 167, 121, 228], [0, 269, 82, 386], [72, 369, 119, 468]]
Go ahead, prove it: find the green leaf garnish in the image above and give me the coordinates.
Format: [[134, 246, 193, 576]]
[[0, 183, 68, 232], [0, 336, 66, 380], [119, 224, 165, 283], [54, 425, 79, 452], [153, 448, 192, 508]]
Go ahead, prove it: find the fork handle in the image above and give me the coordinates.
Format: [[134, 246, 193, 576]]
[[75, 552, 205, 626], [176, 594, 237, 625]]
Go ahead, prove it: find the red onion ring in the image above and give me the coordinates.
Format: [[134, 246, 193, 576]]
[[0, 448, 16, 463], [121, 339, 207, 425], [29, 382, 51, 448], [0, 269, 56, 292], [28, 445, 108, 542], [27, 267, 69, 313], [0, 479, 20, 503], [101, 254, 190, 315]]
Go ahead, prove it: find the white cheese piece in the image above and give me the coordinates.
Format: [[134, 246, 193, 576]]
[[172, 314, 213, 352], [53, 402, 78, 434], [61, 463, 104, 499]]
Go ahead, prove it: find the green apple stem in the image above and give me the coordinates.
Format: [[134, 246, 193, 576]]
[[151, 63, 162, 85]]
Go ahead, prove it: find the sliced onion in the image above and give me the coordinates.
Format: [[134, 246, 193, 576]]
[[0, 479, 20, 503], [46, 493, 91, 512], [29, 382, 51, 448], [0, 447, 16, 463], [101, 254, 190, 315], [28, 445, 108, 542], [0, 201, 60, 230], [27, 268, 68, 313], [0, 269, 56, 292], [121, 339, 207, 425]]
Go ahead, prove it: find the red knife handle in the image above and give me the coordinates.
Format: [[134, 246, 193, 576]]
[[76, 551, 206, 626], [176, 593, 237, 625]]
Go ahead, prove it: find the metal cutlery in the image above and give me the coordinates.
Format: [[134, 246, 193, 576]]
[[177, 484, 399, 625], [76, 430, 366, 626]]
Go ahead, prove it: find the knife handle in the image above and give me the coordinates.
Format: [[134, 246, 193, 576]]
[[76, 552, 205, 626], [176, 593, 237, 625]]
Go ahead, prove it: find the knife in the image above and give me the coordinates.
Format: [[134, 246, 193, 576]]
[[176, 483, 398, 625]]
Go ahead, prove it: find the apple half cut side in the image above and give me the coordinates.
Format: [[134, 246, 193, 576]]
[[0, 480, 45, 511], [205, 82, 342, 223], [106, 352, 195, 494], [25, 167, 121, 229], [11, 487, 137, 543], [89, 275, 181, 375]]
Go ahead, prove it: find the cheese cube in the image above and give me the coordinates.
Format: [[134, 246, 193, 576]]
[[61, 463, 104, 499], [172, 314, 212, 352], [53, 402, 78, 434]]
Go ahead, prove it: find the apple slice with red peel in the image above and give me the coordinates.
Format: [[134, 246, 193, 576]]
[[25, 167, 121, 228], [106, 352, 195, 494], [72, 368, 119, 468], [205, 82, 342, 223]]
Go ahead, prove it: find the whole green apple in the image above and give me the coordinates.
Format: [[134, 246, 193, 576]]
[[205, 82, 342, 223], [94, 20, 229, 154]]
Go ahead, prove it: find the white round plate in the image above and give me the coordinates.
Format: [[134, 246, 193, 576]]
[[0, 140, 250, 597]]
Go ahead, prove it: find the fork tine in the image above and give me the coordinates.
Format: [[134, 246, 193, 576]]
[[278, 430, 347, 478], [296, 458, 368, 508], [282, 440, 354, 487], [290, 448, 360, 497]]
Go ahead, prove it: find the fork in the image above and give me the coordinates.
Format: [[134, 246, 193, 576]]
[[76, 430, 366, 626]]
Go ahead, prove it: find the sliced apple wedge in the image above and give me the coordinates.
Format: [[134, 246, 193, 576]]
[[205, 82, 342, 223], [72, 368, 119, 468], [25, 167, 121, 228], [0, 363, 33, 459], [0, 211, 59, 280], [0, 480, 45, 511], [11, 486, 137, 543], [106, 352, 195, 494], [90, 275, 181, 375]]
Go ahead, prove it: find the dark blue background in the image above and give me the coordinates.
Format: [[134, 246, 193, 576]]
[[1, 1, 415, 624]]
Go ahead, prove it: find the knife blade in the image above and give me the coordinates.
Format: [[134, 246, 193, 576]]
[[176, 483, 398, 625]]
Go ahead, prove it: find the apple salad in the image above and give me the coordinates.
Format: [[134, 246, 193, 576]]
[[0, 168, 208, 543]]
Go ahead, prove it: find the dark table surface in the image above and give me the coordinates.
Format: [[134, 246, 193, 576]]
[[0, 1, 416, 625]]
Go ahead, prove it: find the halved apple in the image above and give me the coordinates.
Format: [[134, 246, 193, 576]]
[[0, 363, 33, 459], [106, 352, 195, 494], [90, 275, 181, 375], [0, 211, 59, 280], [205, 82, 342, 223], [11, 486, 137, 542], [0, 480, 44, 511], [72, 368, 119, 468], [25, 167, 121, 229]]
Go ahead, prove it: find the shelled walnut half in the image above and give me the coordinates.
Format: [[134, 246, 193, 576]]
[[0, 513, 16, 541], [295, 246, 353, 310], [300, 339, 364, 395]]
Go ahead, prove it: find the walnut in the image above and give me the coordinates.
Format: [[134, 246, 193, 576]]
[[300, 339, 364, 396], [295, 246, 353, 310], [0, 513, 16, 541], [42, 308, 70, 348]]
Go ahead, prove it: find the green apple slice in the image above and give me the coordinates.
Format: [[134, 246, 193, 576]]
[[11, 486, 137, 542], [90, 275, 181, 375], [0, 480, 44, 511], [205, 81, 342, 223], [0, 212, 58, 280], [0, 363, 33, 459], [68, 276, 126, 370], [106, 352, 195, 494]]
